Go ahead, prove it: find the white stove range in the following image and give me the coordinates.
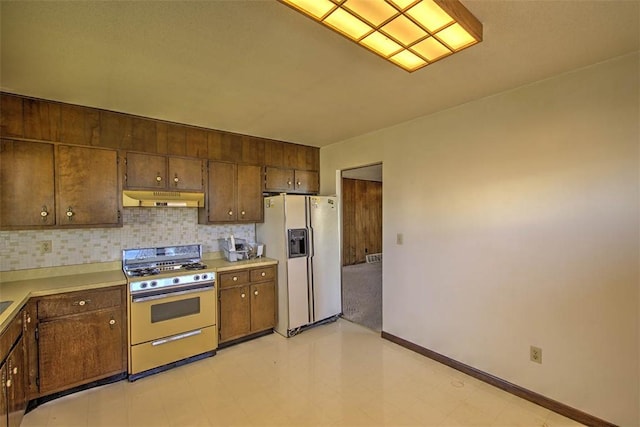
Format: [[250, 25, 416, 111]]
[[122, 244, 217, 380]]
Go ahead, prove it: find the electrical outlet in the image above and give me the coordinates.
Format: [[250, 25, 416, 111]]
[[530, 345, 542, 364], [39, 240, 52, 254]]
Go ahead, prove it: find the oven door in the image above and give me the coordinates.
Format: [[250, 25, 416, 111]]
[[130, 282, 216, 345]]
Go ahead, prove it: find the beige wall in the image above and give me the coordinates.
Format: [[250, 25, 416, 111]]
[[321, 52, 639, 426]]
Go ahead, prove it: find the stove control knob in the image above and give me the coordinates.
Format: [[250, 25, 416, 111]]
[[140, 282, 148, 289], [150, 281, 157, 287], [173, 278, 180, 284], [202, 274, 208, 280], [194, 275, 200, 281]]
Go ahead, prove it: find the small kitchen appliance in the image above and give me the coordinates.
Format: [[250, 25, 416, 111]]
[[122, 244, 217, 380]]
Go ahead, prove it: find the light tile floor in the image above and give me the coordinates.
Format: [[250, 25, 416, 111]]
[[22, 319, 585, 427]]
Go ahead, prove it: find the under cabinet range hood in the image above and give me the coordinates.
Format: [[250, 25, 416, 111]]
[[122, 190, 204, 207]]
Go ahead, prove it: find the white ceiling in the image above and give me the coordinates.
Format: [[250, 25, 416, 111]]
[[1, 1, 638, 148]]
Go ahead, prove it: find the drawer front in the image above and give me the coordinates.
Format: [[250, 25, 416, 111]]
[[38, 287, 122, 319], [250, 266, 276, 283], [218, 270, 250, 288]]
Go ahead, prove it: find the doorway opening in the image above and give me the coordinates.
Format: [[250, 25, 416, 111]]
[[340, 163, 382, 332]]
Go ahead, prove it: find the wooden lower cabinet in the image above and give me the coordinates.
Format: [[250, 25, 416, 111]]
[[218, 265, 277, 344], [35, 286, 126, 397], [0, 311, 27, 427]]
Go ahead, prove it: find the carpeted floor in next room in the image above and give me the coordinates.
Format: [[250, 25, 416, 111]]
[[341, 261, 382, 331]]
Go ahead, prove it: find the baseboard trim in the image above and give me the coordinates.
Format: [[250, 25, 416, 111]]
[[381, 331, 617, 427]]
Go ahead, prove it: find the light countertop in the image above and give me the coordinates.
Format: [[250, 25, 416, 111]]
[[0, 255, 277, 334]]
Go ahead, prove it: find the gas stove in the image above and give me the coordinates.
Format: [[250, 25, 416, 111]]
[[122, 244, 215, 294]]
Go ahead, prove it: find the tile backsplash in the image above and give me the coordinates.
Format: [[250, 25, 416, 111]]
[[0, 208, 255, 271]]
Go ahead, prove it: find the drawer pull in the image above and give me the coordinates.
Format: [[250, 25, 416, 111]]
[[152, 330, 201, 346], [109, 319, 116, 325], [233, 276, 238, 281], [261, 272, 266, 277], [73, 299, 91, 306]]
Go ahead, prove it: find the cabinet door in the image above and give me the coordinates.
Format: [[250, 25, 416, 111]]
[[168, 157, 203, 191], [0, 140, 55, 228], [125, 152, 167, 189], [250, 282, 276, 333], [207, 161, 236, 222], [237, 164, 263, 222], [264, 167, 293, 192], [6, 337, 25, 427], [294, 170, 319, 194], [56, 145, 120, 226], [38, 308, 124, 396], [0, 362, 7, 427], [218, 286, 250, 343]]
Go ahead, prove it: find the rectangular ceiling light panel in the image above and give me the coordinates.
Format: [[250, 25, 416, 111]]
[[280, 0, 483, 72]]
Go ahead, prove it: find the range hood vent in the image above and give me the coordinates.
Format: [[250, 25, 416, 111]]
[[123, 190, 204, 208]]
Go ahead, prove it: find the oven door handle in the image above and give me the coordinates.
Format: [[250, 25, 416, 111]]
[[151, 329, 202, 346], [132, 285, 214, 303]]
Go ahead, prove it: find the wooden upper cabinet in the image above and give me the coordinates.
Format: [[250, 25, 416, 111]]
[[99, 111, 132, 150], [264, 167, 293, 192], [293, 170, 319, 194], [125, 152, 203, 191], [58, 104, 100, 146], [203, 161, 236, 223], [168, 157, 204, 191], [23, 98, 61, 142], [237, 164, 263, 222], [0, 94, 24, 138], [200, 161, 262, 224], [0, 140, 55, 228], [125, 152, 167, 189], [264, 167, 319, 194], [56, 145, 120, 227]]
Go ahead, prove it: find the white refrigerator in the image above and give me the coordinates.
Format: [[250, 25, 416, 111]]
[[256, 194, 341, 337]]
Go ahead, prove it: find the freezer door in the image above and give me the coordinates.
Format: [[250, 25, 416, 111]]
[[287, 256, 311, 330], [309, 196, 341, 322]]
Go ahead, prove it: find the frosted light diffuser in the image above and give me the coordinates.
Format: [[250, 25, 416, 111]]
[[279, 0, 483, 72]]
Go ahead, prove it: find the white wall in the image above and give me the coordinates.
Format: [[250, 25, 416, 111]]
[[321, 53, 639, 426]]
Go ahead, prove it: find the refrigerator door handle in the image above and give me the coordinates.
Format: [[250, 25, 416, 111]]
[[308, 226, 315, 258]]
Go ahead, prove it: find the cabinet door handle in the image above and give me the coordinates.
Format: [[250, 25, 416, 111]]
[[261, 272, 266, 277], [156, 174, 162, 183], [66, 207, 74, 220], [232, 276, 238, 281], [109, 319, 116, 327], [287, 180, 292, 187], [254, 290, 259, 296], [173, 174, 179, 185], [241, 210, 245, 217], [228, 209, 233, 216], [297, 180, 301, 187], [241, 293, 246, 298], [12, 367, 18, 375], [40, 206, 49, 220]]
